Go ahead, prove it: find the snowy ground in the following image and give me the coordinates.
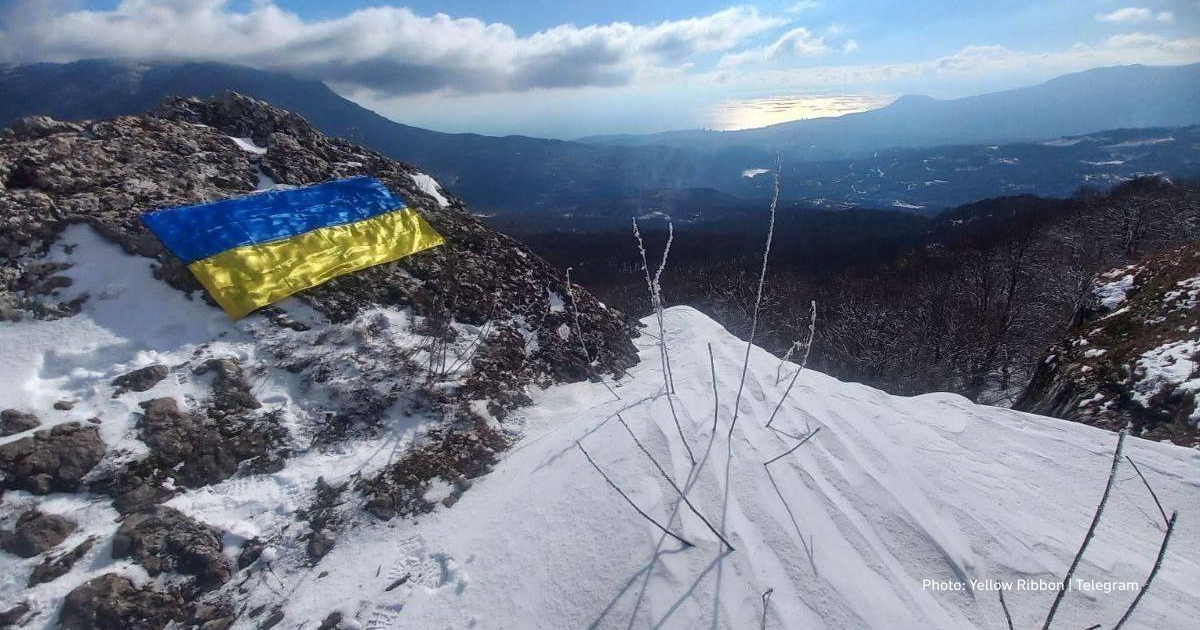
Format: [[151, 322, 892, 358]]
[[3, 229, 1199, 629]]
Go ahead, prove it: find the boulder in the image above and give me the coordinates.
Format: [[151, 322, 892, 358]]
[[0, 409, 39, 436], [59, 573, 187, 630], [112, 506, 230, 590], [0, 422, 105, 493], [0, 509, 76, 557], [111, 365, 169, 396]]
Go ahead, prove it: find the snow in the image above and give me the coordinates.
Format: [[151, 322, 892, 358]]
[[1131, 339, 1200, 420], [1103, 137, 1175, 150], [4, 229, 1200, 630], [409, 173, 450, 207], [223, 308, 1198, 629], [742, 168, 770, 178], [228, 136, 267, 155], [1094, 269, 1137, 310], [891, 199, 926, 210]]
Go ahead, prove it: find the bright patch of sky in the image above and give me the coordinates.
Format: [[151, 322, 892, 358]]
[[2, 1, 1198, 137]]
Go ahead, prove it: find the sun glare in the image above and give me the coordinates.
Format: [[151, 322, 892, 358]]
[[706, 94, 892, 131]]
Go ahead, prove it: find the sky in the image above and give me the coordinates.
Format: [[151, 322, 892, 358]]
[[0, 1, 1198, 137]]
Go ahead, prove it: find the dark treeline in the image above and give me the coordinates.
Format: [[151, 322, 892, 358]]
[[519, 178, 1200, 404]]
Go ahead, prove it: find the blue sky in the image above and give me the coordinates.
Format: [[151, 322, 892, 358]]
[[2, 1, 1198, 137]]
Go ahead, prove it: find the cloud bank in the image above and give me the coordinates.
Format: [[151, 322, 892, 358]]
[[0, 0, 784, 96]]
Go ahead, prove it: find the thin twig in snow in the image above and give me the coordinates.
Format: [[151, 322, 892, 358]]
[[999, 588, 1014, 630], [615, 414, 732, 550], [767, 301, 817, 428], [763, 427, 821, 466], [576, 442, 694, 549], [664, 391, 695, 466], [652, 221, 677, 393], [565, 269, 620, 400], [1124, 455, 1169, 527], [1112, 511, 1178, 630], [1040, 430, 1127, 630], [730, 153, 782, 438], [709, 343, 720, 433], [760, 588, 774, 630]]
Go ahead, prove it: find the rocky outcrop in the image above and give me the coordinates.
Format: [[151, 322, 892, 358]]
[[1, 509, 76, 557], [111, 365, 169, 396], [1017, 243, 1200, 447], [111, 506, 230, 590], [0, 409, 39, 436], [59, 574, 188, 630], [0, 422, 105, 493], [29, 537, 95, 586]]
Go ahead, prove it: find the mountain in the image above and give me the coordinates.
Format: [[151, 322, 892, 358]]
[[1017, 241, 1200, 447], [580, 63, 1200, 159], [0, 59, 696, 217], [2, 60, 1199, 224]]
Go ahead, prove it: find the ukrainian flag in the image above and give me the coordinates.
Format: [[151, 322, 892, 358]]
[[143, 176, 444, 319]]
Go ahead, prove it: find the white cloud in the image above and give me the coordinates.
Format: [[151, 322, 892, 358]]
[[1095, 7, 1153, 23], [842, 39, 860, 54], [786, 1, 820, 13], [0, 0, 784, 96], [717, 26, 839, 67], [1157, 11, 1175, 22]]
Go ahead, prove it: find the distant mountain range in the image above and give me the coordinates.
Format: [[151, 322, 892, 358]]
[[2, 59, 1198, 222], [580, 63, 1200, 159]]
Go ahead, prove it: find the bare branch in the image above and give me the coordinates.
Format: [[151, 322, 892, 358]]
[[709, 343, 720, 433], [1125, 455, 1169, 527], [760, 588, 774, 630], [1112, 511, 1178, 630], [999, 588, 1014, 630], [576, 442, 693, 549], [730, 153, 782, 438], [767, 301, 817, 429], [615, 414, 731, 550], [1041, 430, 1127, 630], [763, 427, 821, 466]]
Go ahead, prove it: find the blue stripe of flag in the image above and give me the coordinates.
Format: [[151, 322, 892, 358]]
[[142, 176, 405, 264]]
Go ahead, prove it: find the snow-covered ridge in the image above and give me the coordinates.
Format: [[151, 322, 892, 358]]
[[10, 227, 1197, 629]]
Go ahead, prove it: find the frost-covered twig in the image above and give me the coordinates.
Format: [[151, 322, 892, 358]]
[[1125, 456, 1169, 527], [664, 389, 695, 465], [633, 218, 675, 394], [999, 587, 1014, 630], [730, 153, 781, 438], [576, 442, 693, 548], [1112, 511, 1177, 630], [565, 268, 592, 365], [766, 301, 817, 429], [709, 343, 720, 432], [1040, 430, 1126, 630], [760, 588, 774, 630], [616, 414, 732, 550], [763, 427, 821, 466]]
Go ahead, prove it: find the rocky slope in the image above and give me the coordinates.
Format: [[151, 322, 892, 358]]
[[1016, 243, 1200, 447], [0, 93, 636, 629]]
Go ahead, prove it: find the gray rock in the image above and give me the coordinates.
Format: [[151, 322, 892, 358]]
[[111, 365, 169, 396], [0, 422, 105, 494], [29, 536, 95, 586], [53, 399, 75, 410], [9, 116, 84, 141], [306, 530, 334, 561], [0, 409, 39, 436], [0, 509, 76, 557], [112, 505, 230, 590], [0, 603, 29, 628], [59, 573, 187, 630]]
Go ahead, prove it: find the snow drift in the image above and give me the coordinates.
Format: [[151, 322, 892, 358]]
[[2, 224, 1198, 629]]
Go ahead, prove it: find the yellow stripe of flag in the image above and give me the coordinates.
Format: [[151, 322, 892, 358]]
[[188, 207, 444, 319]]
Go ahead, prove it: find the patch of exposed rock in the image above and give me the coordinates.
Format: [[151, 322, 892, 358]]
[[0, 422, 105, 493], [0, 408, 39, 436], [29, 536, 96, 586], [100, 395, 283, 513], [111, 364, 169, 396], [59, 574, 187, 630], [112, 505, 230, 590], [1017, 243, 1200, 447], [0, 509, 76, 557]]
